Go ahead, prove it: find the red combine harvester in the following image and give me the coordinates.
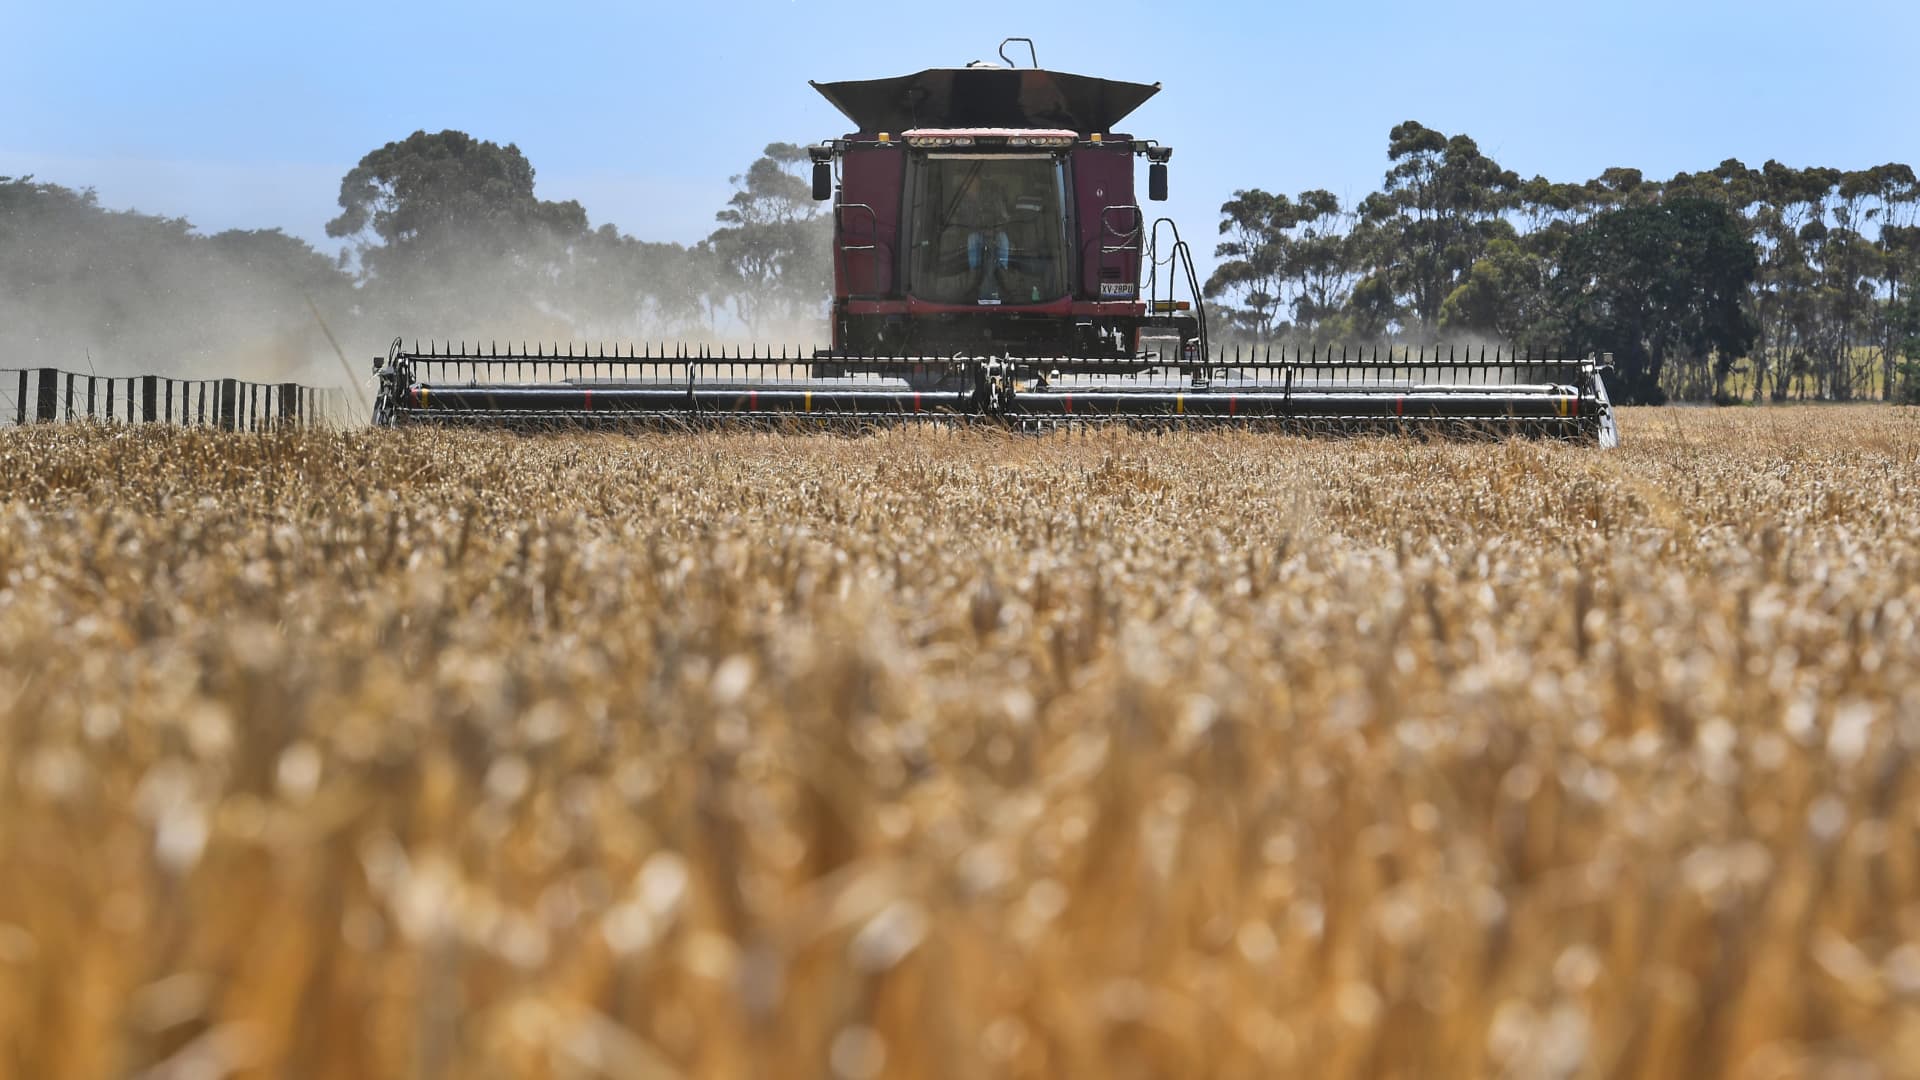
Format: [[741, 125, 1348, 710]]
[[803, 40, 1201, 364], [373, 40, 1616, 445]]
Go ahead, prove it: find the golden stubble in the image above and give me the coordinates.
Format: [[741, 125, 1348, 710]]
[[2, 407, 1919, 1079]]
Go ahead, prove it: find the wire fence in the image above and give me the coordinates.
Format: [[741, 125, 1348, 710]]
[[1, 368, 346, 430]]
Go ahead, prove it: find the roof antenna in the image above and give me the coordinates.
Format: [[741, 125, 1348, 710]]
[[999, 37, 1038, 68]]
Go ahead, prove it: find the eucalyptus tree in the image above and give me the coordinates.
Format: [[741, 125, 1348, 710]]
[[706, 143, 831, 333], [1555, 197, 1759, 403], [1206, 188, 1359, 343], [1356, 123, 1520, 337]]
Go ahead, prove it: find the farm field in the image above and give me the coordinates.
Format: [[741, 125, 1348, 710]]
[[3, 408, 1920, 1078]]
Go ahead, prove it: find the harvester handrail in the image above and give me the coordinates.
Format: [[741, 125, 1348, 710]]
[[998, 37, 1039, 68], [833, 202, 895, 296], [1144, 216, 1209, 361], [834, 202, 881, 250], [1099, 204, 1143, 251]]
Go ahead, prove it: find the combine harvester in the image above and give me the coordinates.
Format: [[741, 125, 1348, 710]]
[[372, 40, 1617, 446]]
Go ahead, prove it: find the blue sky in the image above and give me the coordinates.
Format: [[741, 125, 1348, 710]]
[[7, 0, 1917, 281]]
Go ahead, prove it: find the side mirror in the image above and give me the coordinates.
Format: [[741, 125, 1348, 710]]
[[1148, 162, 1168, 202], [812, 160, 833, 201]]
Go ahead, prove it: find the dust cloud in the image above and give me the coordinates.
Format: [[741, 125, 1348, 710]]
[[0, 177, 837, 424], [0, 180, 356, 385]]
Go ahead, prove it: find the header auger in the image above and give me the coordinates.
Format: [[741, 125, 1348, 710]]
[[372, 42, 1618, 446]]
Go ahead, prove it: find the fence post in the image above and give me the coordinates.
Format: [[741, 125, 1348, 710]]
[[65, 373, 75, 421], [279, 383, 299, 427], [218, 379, 238, 432], [87, 376, 97, 419], [141, 376, 158, 424], [36, 368, 59, 422], [165, 380, 176, 424]]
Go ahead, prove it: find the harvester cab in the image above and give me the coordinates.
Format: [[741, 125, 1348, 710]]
[[806, 49, 1203, 364], [371, 40, 1616, 446]]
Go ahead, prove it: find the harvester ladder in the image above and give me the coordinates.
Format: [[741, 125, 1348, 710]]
[[1144, 216, 1210, 380]]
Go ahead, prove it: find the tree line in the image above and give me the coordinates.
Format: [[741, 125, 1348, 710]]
[[6, 125, 1916, 404], [1205, 122, 1920, 403]]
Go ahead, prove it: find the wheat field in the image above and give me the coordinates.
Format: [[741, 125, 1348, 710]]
[[2, 408, 1918, 1079]]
